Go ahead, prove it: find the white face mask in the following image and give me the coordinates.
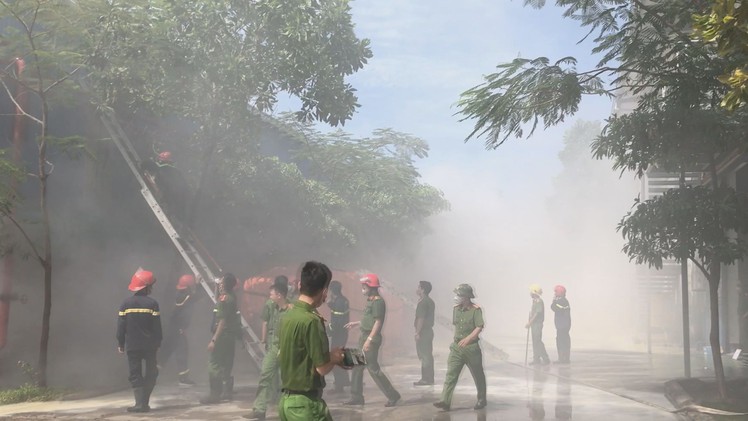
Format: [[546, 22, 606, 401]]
[[454, 295, 462, 304]]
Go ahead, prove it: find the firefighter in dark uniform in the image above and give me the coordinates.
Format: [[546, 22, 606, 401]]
[[277, 261, 345, 421], [327, 280, 350, 393], [159, 274, 197, 386], [344, 273, 401, 407], [434, 283, 487, 411], [526, 284, 550, 365], [551, 284, 571, 364], [141, 151, 191, 225], [245, 280, 293, 420], [201, 273, 240, 404], [414, 280, 435, 386], [117, 268, 162, 413]]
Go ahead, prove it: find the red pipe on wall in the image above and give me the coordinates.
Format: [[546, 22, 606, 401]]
[[0, 58, 26, 349]]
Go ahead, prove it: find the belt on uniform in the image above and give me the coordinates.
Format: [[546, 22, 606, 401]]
[[282, 389, 322, 399]]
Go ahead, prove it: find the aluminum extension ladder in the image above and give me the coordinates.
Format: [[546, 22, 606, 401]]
[[97, 107, 265, 369]]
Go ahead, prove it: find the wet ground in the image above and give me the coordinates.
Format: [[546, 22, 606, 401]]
[[0, 340, 701, 420]]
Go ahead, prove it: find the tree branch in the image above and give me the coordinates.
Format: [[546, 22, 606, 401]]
[[0, 212, 44, 265]]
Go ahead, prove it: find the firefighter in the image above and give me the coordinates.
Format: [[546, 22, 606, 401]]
[[433, 283, 487, 411], [414, 280, 435, 386], [244, 280, 293, 420], [141, 150, 191, 225], [344, 273, 401, 407], [327, 280, 350, 393], [551, 284, 571, 364], [200, 273, 240, 404], [159, 274, 198, 386], [526, 284, 550, 365], [117, 268, 162, 413], [277, 261, 345, 421]]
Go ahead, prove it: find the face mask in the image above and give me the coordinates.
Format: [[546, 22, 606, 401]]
[[454, 295, 462, 304]]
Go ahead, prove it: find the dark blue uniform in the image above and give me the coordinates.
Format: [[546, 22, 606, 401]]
[[117, 293, 162, 394]]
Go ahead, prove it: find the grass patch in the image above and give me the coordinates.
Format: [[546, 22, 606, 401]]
[[0, 384, 63, 405]]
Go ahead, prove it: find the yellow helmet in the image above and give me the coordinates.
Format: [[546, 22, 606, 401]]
[[529, 284, 543, 295]]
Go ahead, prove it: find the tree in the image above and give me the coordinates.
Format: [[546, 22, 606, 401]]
[[694, 0, 748, 109], [0, 0, 88, 387], [199, 115, 449, 264], [455, 0, 748, 399]]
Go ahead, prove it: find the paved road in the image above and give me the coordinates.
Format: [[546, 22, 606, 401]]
[[0, 346, 689, 420]]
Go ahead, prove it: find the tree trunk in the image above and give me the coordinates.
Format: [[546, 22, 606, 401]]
[[709, 270, 727, 399], [37, 101, 51, 388]]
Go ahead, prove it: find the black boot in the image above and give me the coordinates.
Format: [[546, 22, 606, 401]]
[[200, 377, 222, 404], [127, 387, 148, 413], [142, 383, 154, 411], [221, 376, 234, 401]]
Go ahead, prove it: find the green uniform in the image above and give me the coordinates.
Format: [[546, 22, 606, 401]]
[[278, 300, 332, 421], [209, 291, 239, 381], [439, 303, 487, 406], [415, 295, 435, 383], [262, 299, 279, 351], [350, 295, 401, 403], [252, 302, 289, 413]]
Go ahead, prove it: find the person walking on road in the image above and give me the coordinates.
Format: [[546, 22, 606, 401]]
[[117, 268, 162, 413], [344, 273, 401, 407], [245, 280, 293, 420], [526, 284, 550, 366], [277, 261, 345, 421], [433, 283, 487, 412], [414, 280, 435, 386], [551, 284, 571, 364]]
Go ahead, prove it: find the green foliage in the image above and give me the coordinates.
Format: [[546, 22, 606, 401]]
[[694, 0, 748, 109], [83, 0, 371, 128], [0, 383, 62, 405], [619, 186, 748, 272], [211, 115, 450, 252], [457, 56, 607, 148], [456, 0, 730, 149], [0, 360, 61, 405]]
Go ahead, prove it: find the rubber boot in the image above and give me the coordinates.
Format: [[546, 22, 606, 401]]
[[127, 387, 148, 413], [200, 376, 222, 404], [142, 383, 155, 411], [221, 376, 234, 401]]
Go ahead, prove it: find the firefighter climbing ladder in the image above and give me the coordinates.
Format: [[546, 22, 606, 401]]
[[97, 107, 265, 368]]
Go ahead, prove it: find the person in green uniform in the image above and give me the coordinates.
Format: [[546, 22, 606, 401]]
[[434, 283, 487, 411], [244, 281, 293, 420], [526, 284, 550, 366], [261, 276, 288, 351], [200, 273, 240, 404], [344, 273, 401, 407], [277, 261, 345, 421], [414, 280, 435, 386]]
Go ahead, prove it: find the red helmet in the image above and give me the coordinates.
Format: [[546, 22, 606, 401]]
[[129, 268, 156, 292], [158, 151, 173, 163], [177, 274, 196, 290], [360, 273, 380, 288], [554, 285, 567, 296]]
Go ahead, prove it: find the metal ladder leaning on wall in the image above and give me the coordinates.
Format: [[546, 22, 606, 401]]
[[97, 107, 265, 369]]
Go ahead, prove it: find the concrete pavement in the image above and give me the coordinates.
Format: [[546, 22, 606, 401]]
[[0, 340, 699, 420]]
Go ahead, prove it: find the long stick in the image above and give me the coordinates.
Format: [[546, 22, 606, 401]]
[[525, 327, 530, 366]]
